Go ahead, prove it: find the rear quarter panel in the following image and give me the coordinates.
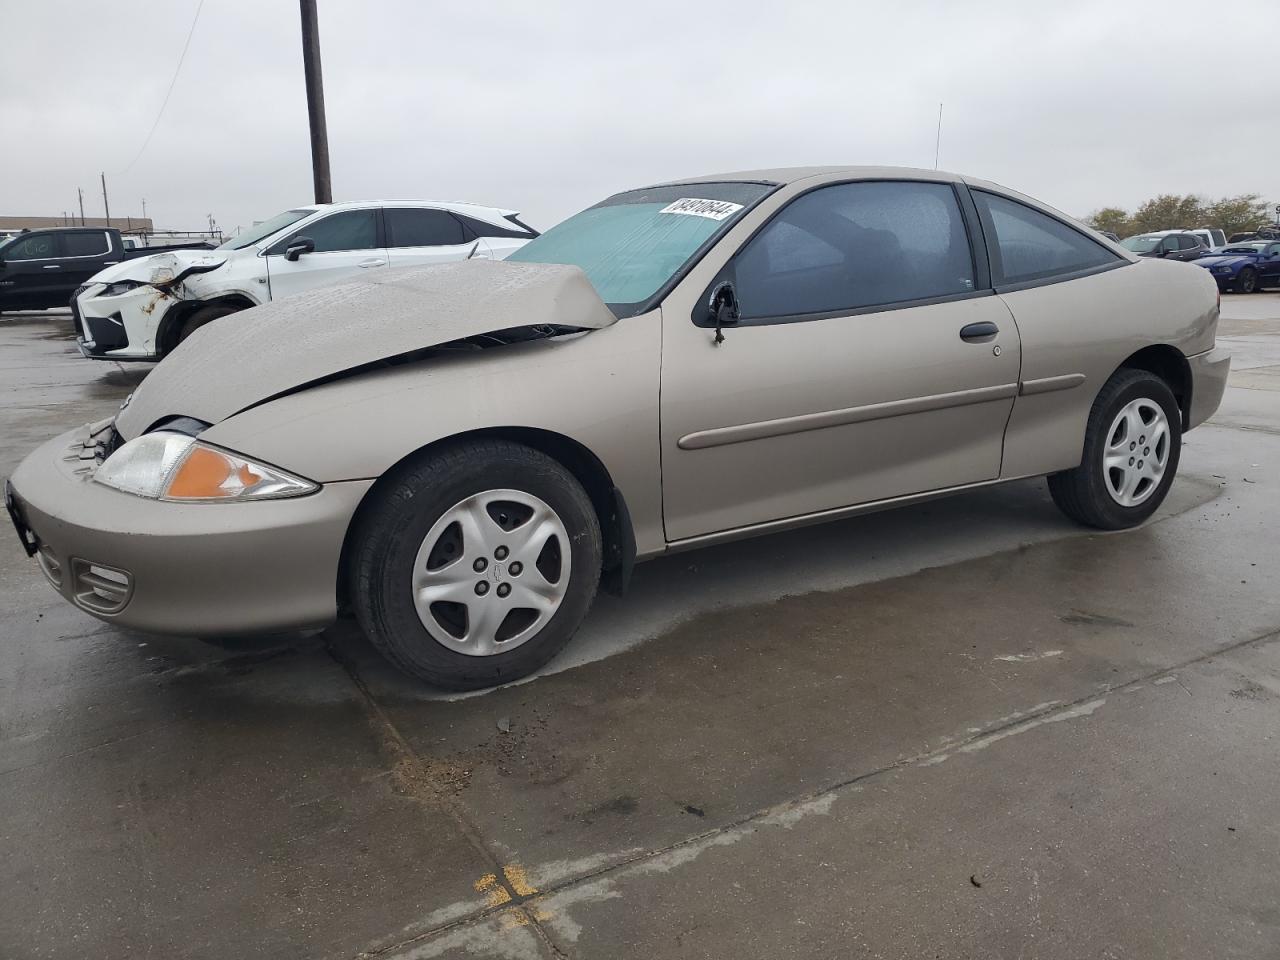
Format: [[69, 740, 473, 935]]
[[999, 257, 1219, 478]]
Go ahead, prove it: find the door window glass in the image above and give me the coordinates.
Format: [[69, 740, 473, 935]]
[[1, 233, 59, 260], [974, 191, 1119, 284], [733, 180, 975, 319], [63, 232, 110, 257], [275, 210, 378, 254], [386, 208, 467, 247]]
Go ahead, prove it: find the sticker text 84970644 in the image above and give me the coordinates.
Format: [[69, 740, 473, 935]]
[[659, 198, 745, 221]]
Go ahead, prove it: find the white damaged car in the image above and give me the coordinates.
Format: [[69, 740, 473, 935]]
[[72, 200, 537, 360]]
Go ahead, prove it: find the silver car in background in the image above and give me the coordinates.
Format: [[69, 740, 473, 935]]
[[7, 166, 1230, 689]]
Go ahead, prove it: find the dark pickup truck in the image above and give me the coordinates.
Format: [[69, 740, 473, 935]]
[[0, 227, 213, 312]]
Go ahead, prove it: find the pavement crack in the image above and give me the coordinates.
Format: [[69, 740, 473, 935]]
[[326, 641, 561, 958]]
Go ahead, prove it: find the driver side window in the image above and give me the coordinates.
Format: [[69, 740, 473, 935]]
[[733, 180, 975, 320], [272, 209, 378, 254]]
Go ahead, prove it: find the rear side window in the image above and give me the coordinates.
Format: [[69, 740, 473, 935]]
[[974, 191, 1119, 285], [385, 208, 466, 247], [456, 214, 536, 240], [63, 232, 110, 257], [2, 233, 58, 260], [734, 180, 975, 319], [273, 209, 378, 254]]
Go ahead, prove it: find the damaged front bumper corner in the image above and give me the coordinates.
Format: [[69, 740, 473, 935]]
[[8, 425, 373, 635]]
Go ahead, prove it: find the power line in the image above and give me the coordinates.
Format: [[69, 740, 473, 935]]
[[119, 0, 205, 174]]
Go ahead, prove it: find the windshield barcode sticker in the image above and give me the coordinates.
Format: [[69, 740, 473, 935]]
[[659, 198, 744, 221]]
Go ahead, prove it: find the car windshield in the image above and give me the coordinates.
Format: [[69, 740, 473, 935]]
[[217, 208, 314, 250], [1121, 235, 1163, 253], [1222, 243, 1265, 254], [507, 182, 774, 315]]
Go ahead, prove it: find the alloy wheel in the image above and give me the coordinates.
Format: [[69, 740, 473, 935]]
[[1103, 398, 1170, 507], [411, 489, 570, 656]]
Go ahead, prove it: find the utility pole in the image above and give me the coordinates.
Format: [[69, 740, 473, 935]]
[[100, 172, 111, 228], [299, 0, 332, 204], [78, 188, 86, 226], [934, 103, 943, 170], [141, 198, 147, 223]]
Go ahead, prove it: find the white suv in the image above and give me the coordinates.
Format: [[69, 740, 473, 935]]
[[73, 200, 537, 361]]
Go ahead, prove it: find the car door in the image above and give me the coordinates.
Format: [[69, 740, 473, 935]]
[[1176, 235, 1203, 261], [264, 208, 386, 301], [1261, 243, 1280, 285], [59, 230, 116, 292], [384, 207, 484, 267], [659, 179, 1021, 542], [0, 231, 64, 309]]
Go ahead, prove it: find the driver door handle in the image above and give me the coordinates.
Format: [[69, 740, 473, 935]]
[[959, 321, 999, 343], [357, 258, 386, 268], [42, 264, 62, 270]]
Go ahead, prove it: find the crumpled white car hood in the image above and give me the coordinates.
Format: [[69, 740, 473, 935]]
[[87, 249, 228, 286]]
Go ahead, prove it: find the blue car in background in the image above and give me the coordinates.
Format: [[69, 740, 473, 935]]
[[1195, 240, 1280, 293]]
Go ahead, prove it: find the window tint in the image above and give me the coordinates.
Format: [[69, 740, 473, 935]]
[[1178, 235, 1199, 251], [2, 233, 58, 260], [1268, 244, 1280, 256], [63, 232, 110, 257], [974, 191, 1119, 285], [733, 180, 974, 319], [385, 208, 466, 247], [276, 209, 378, 254]]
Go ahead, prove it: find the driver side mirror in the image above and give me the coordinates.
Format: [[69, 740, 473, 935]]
[[283, 237, 315, 262], [708, 280, 740, 345]]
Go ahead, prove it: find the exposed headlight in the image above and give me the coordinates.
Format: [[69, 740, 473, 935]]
[[94, 431, 318, 502], [1214, 266, 1233, 274], [98, 280, 144, 297]]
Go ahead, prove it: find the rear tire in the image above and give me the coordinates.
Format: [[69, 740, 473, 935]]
[[1047, 368, 1181, 530], [174, 303, 241, 349], [350, 439, 602, 690], [1236, 267, 1258, 294]]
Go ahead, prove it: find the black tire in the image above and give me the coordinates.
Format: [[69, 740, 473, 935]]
[[1047, 368, 1182, 530], [1236, 267, 1258, 294], [174, 303, 241, 348], [349, 439, 602, 690]]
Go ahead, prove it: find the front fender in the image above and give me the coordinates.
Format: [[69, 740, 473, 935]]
[[199, 314, 667, 557]]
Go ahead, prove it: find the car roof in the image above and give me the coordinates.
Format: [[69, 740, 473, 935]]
[[292, 199, 521, 225], [645, 165, 968, 188]]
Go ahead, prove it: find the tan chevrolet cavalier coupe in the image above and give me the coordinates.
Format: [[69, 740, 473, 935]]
[[7, 167, 1229, 689]]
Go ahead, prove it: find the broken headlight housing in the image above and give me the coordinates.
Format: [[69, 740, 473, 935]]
[[97, 280, 145, 297], [94, 431, 318, 502]]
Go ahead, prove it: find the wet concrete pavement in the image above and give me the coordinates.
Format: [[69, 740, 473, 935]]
[[2, 299, 1279, 958]]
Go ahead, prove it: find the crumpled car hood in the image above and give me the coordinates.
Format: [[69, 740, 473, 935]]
[[114, 260, 616, 439], [89, 249, 228, 286]]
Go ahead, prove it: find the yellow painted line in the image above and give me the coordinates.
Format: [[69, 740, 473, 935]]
[[503, 864, 538, 897], [473, 872, 511, 908]]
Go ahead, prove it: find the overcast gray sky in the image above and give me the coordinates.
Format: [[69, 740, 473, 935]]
[[2, 0, 1275, 235]]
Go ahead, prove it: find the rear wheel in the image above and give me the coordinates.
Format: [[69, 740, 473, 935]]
[[1236, 267, 1258, 294], [350, 439, 602, 690], [1047, 368, 1181, 530]]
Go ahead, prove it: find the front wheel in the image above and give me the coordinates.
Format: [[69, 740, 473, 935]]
[[350, 439, 602, 690], [1048, 368, 1181, 530], [1236, 267, 1258, 294]]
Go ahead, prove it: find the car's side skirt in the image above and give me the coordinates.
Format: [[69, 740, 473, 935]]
[[654, 472, 1042, 558]]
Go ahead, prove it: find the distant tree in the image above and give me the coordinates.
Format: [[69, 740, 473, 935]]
[[1128, 194, 1207, 234], [1086, 207, 1131, 236], [1203, 194, 1272, 236], [1084, 193, 1273, 239]]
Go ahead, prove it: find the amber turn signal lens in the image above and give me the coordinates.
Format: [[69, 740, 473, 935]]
[[165, 446, 263, 499]]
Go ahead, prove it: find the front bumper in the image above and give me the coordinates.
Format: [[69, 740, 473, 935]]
[[74, 285, 167, 361], [1187, 346, 1230, 431], [8, 426, 373, 635]]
